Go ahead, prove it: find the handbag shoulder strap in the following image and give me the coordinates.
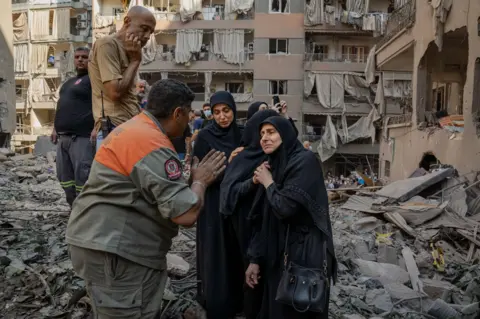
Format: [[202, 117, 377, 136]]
[[283, 224, 290, 269], [283, 224, 329, 276]]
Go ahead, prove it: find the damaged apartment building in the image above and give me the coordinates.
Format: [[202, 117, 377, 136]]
[[0, 1, 16, 148], [92, 0, 406, 162], [12, 0, 92, 152], [93, 0, 257, 116], [302, 0, 413, 178], [374, 0, 480, 181]]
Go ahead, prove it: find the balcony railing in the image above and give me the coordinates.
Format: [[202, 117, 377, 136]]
[[155, 50, 254, 63], [388, 113, 412, 126], [149, 5, 254, 22], [377, 0, 416, 48], [304, 53, 367, 63]]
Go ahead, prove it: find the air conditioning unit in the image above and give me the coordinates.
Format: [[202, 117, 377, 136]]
[[77, 21, 88, 29], [77, 13, 87, 21]]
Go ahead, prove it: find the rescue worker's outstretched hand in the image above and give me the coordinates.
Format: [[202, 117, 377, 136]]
[[191, 150, 226, 186]]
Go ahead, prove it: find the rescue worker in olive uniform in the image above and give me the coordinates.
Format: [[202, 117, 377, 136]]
[[66, 79, 227, 318]]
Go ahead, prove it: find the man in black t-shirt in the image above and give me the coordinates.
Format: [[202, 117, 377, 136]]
[[51, 47, 94, 207]]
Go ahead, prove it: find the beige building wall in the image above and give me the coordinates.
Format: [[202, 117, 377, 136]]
[[0, 1, 16, 144], [93, 0, 397, 171], [377, 0, 480, 181]]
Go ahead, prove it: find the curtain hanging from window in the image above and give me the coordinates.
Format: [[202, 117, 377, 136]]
[[13, 13, 28, 42], [175, 29, 203, 64], [142, 34, 158, 64], [304, 0, 324, 26], [30, 44, 49, 74], [225, 0, 254, 15], [213, 29, 245, 65], [30, 10, 50, 41], [14, 44, 28, 73], [179, 0, 202, 22], [52, 8, 71, 40]]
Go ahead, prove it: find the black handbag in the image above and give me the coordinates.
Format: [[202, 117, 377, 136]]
[[275, 225, 329, 313]]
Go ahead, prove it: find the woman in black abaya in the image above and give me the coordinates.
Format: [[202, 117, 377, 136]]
[[246, 116, 337, 319], [219, 109, 280, 319], [193, 91, 244, 318]]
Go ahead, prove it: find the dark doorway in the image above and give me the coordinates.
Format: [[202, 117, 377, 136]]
[[419, 152, 440, 171]]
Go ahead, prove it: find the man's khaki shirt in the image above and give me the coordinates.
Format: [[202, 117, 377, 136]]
[[66, 111, 198, 270], [88, 34, 140, 131]]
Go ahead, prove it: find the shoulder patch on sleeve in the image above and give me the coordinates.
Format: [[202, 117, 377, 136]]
[[165, 157, 182, 181]]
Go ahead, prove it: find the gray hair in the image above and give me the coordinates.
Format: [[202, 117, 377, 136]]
[[75, 46, 90, 53]]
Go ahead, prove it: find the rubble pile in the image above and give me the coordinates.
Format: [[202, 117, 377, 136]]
[[2, 148, 480, 319], [0, 150, 84, 318], [0, 150, 204, 318], [330, 167, 480, 318]]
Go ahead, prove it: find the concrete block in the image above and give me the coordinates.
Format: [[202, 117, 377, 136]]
[[376, 244, 397, 265]]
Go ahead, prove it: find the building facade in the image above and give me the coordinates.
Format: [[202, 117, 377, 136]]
[[11, 0, 92, 151], [91, 0, 408, 177], [376, 0, 480, 181], [0, 1, 16, 147], [80, 0, 416, 177]]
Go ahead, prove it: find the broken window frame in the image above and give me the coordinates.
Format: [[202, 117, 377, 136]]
[[384, 160, 391, 177], [225, 82, 245, 94], [269, 38, 289, 54], [310, 43, 329, 61], [269, 0, 290, 14], [269, 80, 288, 95], [341, 45, 369, 63]]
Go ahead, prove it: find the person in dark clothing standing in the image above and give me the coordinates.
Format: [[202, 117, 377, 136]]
[[246, 116, 336, 319], [51, 47, 94, 207], [171, 126, 192, 161], [193, 91, 245, 318], [219, 109, 279, 319], [201, 102, 214, 128], [192, 110, 204, 131]]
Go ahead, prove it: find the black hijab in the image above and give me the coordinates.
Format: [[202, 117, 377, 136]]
[[195, 91, 243, 158], [247, 101, 268, 120], [249, 117, 335, 272], [220, 109, 280, 216]]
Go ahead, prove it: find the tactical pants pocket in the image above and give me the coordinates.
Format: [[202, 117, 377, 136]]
[[89, 284, 142, 319]]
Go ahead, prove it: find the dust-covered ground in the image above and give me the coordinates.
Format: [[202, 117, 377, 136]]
[[1, 151, 479, 319]]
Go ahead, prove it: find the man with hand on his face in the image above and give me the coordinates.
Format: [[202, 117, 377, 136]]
[[66, 79, 227, 318], [88, 5, 156, 150]]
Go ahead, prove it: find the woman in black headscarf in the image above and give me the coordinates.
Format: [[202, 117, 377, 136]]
[[219, 109, 280, 318], [246, 100, 299, 135], [247, 101, 269, 120], [246, 116, 337, 319], [193, 91, 244, 318]]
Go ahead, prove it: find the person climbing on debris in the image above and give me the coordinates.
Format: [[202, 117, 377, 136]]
[[51, 47, 94, 207], [66, 79, 227, 319], [88, 6, 156, 150]]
